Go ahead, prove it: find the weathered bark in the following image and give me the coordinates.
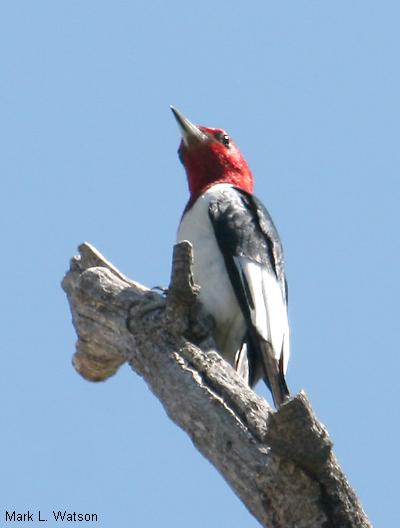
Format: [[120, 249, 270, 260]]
[[62, 242, 371, 528]]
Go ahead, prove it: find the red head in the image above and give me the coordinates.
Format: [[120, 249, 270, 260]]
[[171, 107, 253, 205]]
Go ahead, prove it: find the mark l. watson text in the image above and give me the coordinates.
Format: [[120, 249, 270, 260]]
[[5, 510, 99, 522]]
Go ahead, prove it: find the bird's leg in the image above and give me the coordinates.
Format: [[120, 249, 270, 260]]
[[186, 301, 216, 352]]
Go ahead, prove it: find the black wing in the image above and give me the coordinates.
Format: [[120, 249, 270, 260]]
[[209, 187, 289, 406]]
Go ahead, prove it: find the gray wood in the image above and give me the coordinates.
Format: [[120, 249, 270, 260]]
[[62, 241, 371, 528]]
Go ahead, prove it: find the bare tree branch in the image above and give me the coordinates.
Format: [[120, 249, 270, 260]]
[[62, 242, 371, 528]]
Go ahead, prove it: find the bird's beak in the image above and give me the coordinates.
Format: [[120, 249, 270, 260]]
[[170, 106, 208, 146]]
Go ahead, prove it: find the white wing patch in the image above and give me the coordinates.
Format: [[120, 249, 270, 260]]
[[234, 257, 290, 374]]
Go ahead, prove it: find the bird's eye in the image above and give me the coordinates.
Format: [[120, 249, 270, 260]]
[[214, 132, 230, 147]]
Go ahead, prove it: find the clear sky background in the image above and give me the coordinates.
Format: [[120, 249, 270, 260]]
[[1, 2, 399, 526]]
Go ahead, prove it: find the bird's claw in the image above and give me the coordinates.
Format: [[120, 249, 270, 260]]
[[186, 302, 215, 345]]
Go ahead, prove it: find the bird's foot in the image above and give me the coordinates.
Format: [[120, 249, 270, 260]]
[[186, 302, 215, 350]]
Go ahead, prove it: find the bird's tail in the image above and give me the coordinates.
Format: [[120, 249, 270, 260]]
[[241, 330, 289, 407], [259, 339, 289, 408]]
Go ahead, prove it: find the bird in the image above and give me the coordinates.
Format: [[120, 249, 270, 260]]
[[171, 106, 290, 408]]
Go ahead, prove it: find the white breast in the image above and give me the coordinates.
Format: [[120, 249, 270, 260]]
[[177, 184, 246, 363]]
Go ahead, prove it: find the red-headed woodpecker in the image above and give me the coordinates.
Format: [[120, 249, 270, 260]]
[[171, 107, 290, 407]]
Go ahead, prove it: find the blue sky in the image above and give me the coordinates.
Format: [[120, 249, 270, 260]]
[[1, 2, 399, 526]]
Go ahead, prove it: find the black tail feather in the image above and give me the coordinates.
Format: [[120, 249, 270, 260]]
[[236, 332, 289, 408], [251, 332, 289, 408]]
